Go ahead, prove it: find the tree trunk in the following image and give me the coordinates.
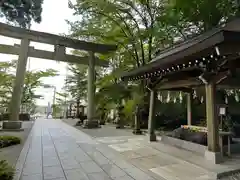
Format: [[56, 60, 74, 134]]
[[135, 80, 150, 131], [76, 99, 80, 119]]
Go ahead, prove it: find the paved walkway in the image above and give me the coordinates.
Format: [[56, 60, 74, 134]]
[[94, 132, 240, 180], [15, 119, 240, 180], [15, 119, 157, 180]]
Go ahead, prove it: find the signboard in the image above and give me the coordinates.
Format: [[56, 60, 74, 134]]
[[219, 107, 226, 116], [218, 104, 228, 116]]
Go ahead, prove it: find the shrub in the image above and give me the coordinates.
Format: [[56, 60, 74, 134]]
[[0, 136, 21, 149], [0, 113, 30, 121], [0, 160, 14, 180], [169, 127, 233, 146]]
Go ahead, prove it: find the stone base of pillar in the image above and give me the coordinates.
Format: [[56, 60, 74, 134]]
[[205, 150, 223, 164], [83, 119, 101, 129], [132, 129, 142, 135], [1, 121, 24, 131], [116, 125, 124, 129], [149, 133, 157, 142], [75, 120, 83, 126], [116, 122, 125, 129]]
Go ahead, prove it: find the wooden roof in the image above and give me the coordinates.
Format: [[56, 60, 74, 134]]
[[121, 19, 240, 82], [0, 22, 117, 54]]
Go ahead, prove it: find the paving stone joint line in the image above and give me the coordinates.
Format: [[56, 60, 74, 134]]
[[61, 120, 158, 180]]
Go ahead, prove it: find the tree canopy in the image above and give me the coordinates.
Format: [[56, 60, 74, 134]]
[[0, 0, 43, 28], [66, 0, 240, 122], [0, 60, 58, 113], [65, 64, 88, 103]]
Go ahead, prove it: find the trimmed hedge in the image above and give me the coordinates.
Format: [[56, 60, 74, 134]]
[[0, 136, 21, 149], [0, 113, 30, 121], [0, 160, 14, 180]]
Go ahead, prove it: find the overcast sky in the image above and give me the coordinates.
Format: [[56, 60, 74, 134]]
[[0, 0, 78, 106]]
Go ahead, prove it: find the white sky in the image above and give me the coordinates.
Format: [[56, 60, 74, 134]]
[[0, 0, 78, 106]]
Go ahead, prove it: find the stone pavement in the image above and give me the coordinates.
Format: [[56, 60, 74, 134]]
[[95, 136, 215, 180], [15, 119, 240, 180], [62, 119, 134, 138], [15, 119, 158, 180], [95, 135, 240, 180]]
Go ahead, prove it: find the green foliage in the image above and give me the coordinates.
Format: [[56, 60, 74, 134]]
[[0, 160, 14, 180], [0, 60, 58, 113], [122, 99, 135, 120], [169, 0, 240, 32], [0, 136, 21, 148], [22, 69, 58, 104], [123, 91, 143, 120], [0, 0, 43, 28], [222, 115, 234, 131], [65, 64, 87, 103], [67, 0, 240, 123]]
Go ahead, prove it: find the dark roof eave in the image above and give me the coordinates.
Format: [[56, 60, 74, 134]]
[[121, 30, 226, 80]]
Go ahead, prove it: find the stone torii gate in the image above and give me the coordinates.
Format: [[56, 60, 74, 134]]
[[0, 22, 117, 129]]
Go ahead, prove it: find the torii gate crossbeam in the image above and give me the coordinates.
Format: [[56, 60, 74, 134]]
[[0, 22, 117, 130]]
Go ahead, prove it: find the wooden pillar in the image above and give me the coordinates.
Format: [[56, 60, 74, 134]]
[[87, 51, 96, 121], [148, 90, 157, 141], [205, 83, 219, 152], [10, 38, 30, 121], [187, 92, 193, 125]]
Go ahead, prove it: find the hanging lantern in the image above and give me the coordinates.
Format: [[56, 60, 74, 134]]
[[200, 96, 204, 103]]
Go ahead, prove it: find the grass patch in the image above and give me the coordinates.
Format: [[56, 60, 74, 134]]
[[0, 136, 21, 149], [0, 160, 14, 180]]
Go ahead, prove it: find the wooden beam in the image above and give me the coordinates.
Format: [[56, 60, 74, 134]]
[[158, 87, 193, 92], [0, 22, 117, 54], [0, 44, 108, 67], [157, 79, 201, 89]]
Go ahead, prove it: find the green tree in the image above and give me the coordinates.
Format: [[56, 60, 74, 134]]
[[53, 91, 69, 117], [0, 0, 43, 28], [21, 68, 58, 113], [0, 60, 58, 113], [0, 61, 16, 112], [68, 0, 240, 125], [68, 0, 185, 123], [65, 64, 87, 117], [168, 0, 240, 33]]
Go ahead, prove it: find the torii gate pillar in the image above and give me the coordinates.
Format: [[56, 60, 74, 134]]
[[2, 38, 29, 130], [83, 52, 100, 128]]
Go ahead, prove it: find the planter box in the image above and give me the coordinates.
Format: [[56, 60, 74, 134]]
[[1, 121, 23, 131], [161, 135, 207, 155], [161, 135, 240, 155]]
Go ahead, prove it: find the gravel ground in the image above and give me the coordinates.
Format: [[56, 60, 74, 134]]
[[0, 121, 34, 167]]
